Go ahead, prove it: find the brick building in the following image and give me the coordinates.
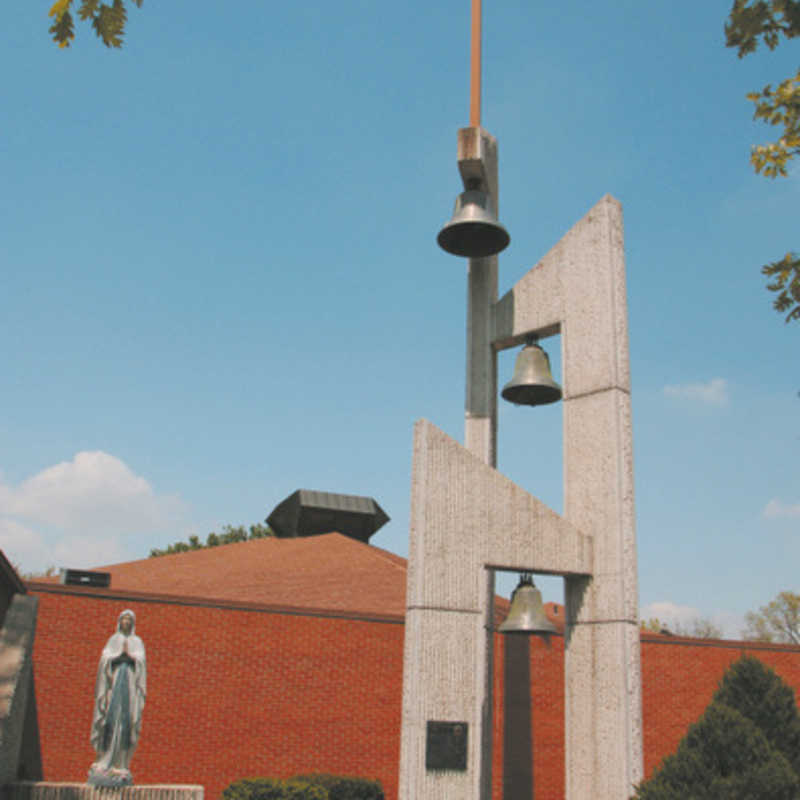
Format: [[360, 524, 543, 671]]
[[25, 533, 800, 800]]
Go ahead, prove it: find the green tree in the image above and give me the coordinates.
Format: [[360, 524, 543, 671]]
[[149, 522, 274, 558], [48, 0, 142, 49], [725, 1, 800, 323], [640, 616, 723, 638], [634, 656, 800, 799], [713, 655, 800, 776], [743, 590, 800, 643], [635, 704, 798, 799]]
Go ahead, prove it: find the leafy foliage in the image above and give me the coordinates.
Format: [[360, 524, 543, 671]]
[[747, 68, 800, 178], [743, 590, 800, 643], [222, 778, 328, 800], [762, 252, 800, 321], [635, 704, 798, 799], [713, 655, 800, 776], [725, 0, 800, 56], [291, 774, 385, 800], [221, 775, 383, 800], [640, 616, 723, 638], [48, 0, 142, 48], [725, 1, 800, 322], [149, 522, 274, 558], [633, 656, 800, 799]]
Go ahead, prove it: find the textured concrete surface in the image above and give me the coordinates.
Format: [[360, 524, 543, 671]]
[[0, 595, 39, 785], [406, 422, 592, 612], [498, 195, 642, 798], [2, 784, 203, 800], [399, 421, 593, 799], [557, 199, 642, 799], [400, 131, 642, 798]]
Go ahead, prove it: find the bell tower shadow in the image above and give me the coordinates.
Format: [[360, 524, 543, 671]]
[[503, 635, 533, 799]]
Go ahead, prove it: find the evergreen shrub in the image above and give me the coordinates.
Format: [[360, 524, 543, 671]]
[[712, 654, 800, 777], [633, 656, 800, 800], [222, 777, 328, 800], [292, 773, 384, 800]]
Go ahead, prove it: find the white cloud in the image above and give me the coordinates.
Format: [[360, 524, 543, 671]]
[[663, 377, 729, 407], [641, 601, 701, 629], [51, 534, 130, 571], [713, 611, 747, 640], [641, 601, 744, 639], [0, 451, 181, 533], [0, 518, 51, 574], [763, 498, 800, 519], [0, 452, 186, 574]]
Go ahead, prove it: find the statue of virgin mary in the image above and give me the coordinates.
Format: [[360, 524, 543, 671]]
[[88, 609, 147, 787]]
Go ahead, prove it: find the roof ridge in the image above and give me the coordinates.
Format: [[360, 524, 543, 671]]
[[96, 531, 352, 570], [357, 540, 408, 570], [25, 580, 405, 624]]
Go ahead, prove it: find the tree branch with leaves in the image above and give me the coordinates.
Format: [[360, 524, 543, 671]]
[[149, 522, 275, 558], [641, 616, 723, 638], [725, 0, 800, 323], [743, 590, 800, 643], [48, 0, 142, 49]]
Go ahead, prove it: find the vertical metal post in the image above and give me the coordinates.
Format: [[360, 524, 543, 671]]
[[459, 126, 499, 800], [460, 129, 499, 468], [470, 0, 481, 128]]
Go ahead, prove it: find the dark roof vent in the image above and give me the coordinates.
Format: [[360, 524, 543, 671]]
[[59, 569, 111, 588], [267, 490, 389, 544]]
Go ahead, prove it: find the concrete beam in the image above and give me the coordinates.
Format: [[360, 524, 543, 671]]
[[399, 419, 593, 799]]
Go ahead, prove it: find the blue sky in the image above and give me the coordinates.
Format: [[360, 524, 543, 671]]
[[1, 1, 797, 636]]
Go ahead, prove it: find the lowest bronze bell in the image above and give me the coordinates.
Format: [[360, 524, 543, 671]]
[[501, 342, 562, 406], [498, 574, 558, 636], [437, 189, 510, 258]]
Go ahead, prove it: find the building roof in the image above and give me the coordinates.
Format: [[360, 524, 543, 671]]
[[31, 532, 516, 624], [70, 533, 409, 618]]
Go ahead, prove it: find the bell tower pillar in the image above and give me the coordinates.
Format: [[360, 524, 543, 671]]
[[398, 128, 643, 799]]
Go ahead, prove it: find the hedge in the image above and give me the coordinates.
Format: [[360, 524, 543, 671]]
[[222, 777, 329, 800], [291, 773, 384, 800]]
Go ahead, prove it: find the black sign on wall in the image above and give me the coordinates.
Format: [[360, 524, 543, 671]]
[[425, 720, 468, 771]]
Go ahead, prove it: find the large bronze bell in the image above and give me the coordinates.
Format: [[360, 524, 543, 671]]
[[437, 188, 510, 258], [498, 574, 558, 636], [501, 342, 562, 406]]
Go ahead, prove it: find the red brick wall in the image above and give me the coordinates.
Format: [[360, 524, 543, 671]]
[[32, 590, 800, 800], [641, 636, 800, 780], [32, 592, 403, 800]]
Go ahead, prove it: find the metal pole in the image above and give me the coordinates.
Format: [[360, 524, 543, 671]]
[[460, 129, 498, 468], [470, 0, 481, 127]]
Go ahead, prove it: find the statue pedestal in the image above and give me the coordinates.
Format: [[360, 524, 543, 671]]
[[2, 783, 203, 800], [87, 767, 132, 788]]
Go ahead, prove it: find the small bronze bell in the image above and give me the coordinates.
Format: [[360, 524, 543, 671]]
[[498, 574, 558, 636], [437, 188, 510, 258], [501, 342, 562, 406]]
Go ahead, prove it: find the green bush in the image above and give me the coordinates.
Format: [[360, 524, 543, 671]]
[[635, 704, 799, 799], [222, 777, 329, 800], [291, 773, 384, 800], [633, 657, 800, 800], [712, 654, 800, 777]]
